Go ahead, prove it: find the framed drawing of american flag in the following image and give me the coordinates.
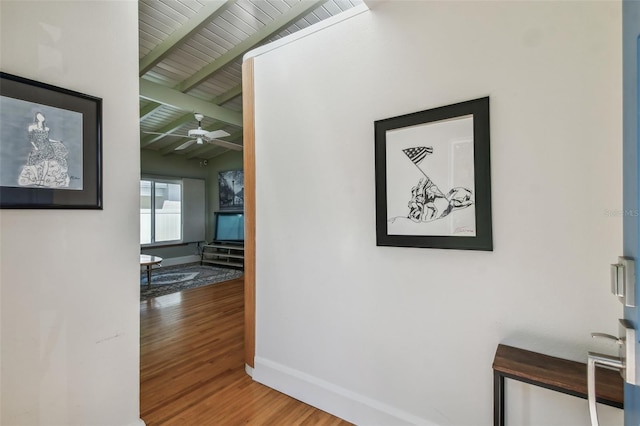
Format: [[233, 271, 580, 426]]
[[374, 97, 492, 250]]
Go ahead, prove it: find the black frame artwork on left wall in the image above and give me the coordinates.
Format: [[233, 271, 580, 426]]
[[0, 72, 103, 209]]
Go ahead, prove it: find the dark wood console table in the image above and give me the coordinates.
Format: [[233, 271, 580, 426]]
[[492, 344, 623, 425]]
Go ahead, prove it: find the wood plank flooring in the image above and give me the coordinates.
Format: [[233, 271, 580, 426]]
[[140, 278, 352, 425]]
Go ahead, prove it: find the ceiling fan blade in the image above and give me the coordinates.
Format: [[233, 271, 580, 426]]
[[143, 131, 190, 138], [204, 130, 231, 139], [206, 139, 243, 151], [175, 140, 197, 151]]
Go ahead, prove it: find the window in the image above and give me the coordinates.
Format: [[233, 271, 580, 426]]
[[140, 179, 182, 245]]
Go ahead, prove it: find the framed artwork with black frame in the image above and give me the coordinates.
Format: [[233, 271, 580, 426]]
[[0, 72, 102, 209], [218, 169, 244, 210], [374, 97, 492, 251]]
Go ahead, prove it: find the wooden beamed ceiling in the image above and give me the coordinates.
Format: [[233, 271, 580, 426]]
[[139, 0, 363, 160]]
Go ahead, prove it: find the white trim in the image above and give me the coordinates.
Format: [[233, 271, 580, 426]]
[[245, 363, 254, 377], [243, 4, 370, 61], [252, 357, 443, 426], [125, 419, 146, 426]]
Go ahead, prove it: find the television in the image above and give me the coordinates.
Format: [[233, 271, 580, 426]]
[[213, 211, 244, 242]]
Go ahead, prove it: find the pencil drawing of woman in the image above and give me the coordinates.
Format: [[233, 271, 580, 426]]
[[18, 112, 70, 187]]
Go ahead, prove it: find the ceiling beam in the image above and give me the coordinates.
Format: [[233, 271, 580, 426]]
[[214, 84, 242, 105], [139, 84, 242, 124], [185, 131, 242, 159], [139, 79, 243, 127], [139, 0, 235, 76], [176, 0, 323, 92], [140, 102, 160, 121]]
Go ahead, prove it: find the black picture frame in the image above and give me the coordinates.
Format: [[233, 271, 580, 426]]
[[374, 97, 492, 250], [0, 72, 102, 209], [218, 169, 244, 210]]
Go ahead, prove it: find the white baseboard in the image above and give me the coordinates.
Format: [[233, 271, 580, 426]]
[[245, 363, 254, 377], [252, 357, 442, 426], [158, 255, 200, 267], [125, 419, 146, 426]]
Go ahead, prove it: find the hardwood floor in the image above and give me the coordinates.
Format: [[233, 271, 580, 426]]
[[140, 278, 351, 425]]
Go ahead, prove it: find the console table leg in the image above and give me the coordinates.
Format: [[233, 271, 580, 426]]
[[494, 371, 505, 426]]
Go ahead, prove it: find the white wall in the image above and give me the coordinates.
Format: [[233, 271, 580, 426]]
[[0, 1, 142, 425], [250, 2, 624, 425], [141, 149, 209, 180]]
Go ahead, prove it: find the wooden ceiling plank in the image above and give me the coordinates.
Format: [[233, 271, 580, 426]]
[[176, 0, 323, 92], [180, 42, 222, 63], [223, 97, 243, 112], [269, 0, 292, 14], [213, 84, 242, 105], [156, 59, 194, 78], [322, 1, 343, 15], [156, 0, 201, 17], [160, 140, 190, 155], [214, 13, 254, 40], [313, 5, 331, 20], [140, 79, 243, 127], [203, 21, 243, 46], [204, 147, 231, 159], [185, 145, 217, 159], [237, 1, 274, 24], [170, 49, 209, 71], [205, 70, 239, 89], [139, 20, 169, 41], [226, 4, 264, 31], [139, 0, 237, 76], [139, 10, 177, 36], [252, 0, 282, 20], [140, 102, 161, 121], [194, 27, 235, 51]]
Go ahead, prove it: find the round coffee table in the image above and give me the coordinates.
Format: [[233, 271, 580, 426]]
[[140, 254, 163, 289]]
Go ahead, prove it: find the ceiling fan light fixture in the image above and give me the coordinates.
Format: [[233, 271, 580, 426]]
[[142, 113, 238, 151]]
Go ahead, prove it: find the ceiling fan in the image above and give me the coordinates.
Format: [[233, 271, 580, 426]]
[[143, 113, 242, 151]]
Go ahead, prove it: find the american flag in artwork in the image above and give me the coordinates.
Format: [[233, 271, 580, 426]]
[[402, 146, 433, 165]]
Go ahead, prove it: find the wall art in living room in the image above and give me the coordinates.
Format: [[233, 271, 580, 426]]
[[218, 169, 243, 210]]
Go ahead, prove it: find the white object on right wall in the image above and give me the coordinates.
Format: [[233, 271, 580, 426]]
[[385, 115, 476, 237]]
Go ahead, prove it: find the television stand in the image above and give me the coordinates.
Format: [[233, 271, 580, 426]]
[[201, 241, 244, 269]]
